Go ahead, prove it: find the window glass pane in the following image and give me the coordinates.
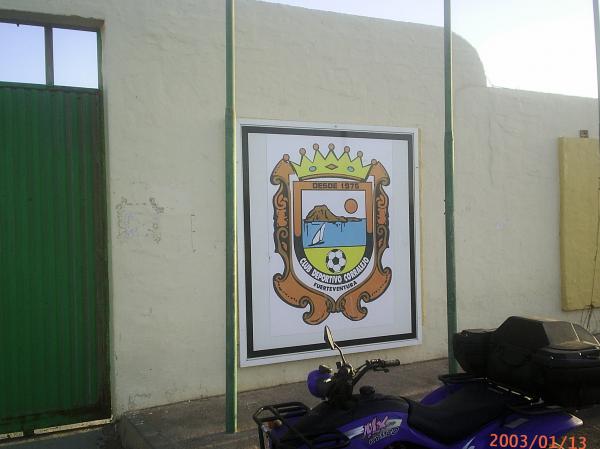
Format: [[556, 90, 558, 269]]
[[53, 28, 98, 88], [0, 23, 46, 84]]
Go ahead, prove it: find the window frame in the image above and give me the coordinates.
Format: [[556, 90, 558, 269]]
[[0, 9, 103, 89]]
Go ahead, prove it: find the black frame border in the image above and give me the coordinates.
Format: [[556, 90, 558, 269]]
[[241, 125, 417, 360]]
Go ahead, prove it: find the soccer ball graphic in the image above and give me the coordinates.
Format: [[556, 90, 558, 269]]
[[326, 249, 347, 273]]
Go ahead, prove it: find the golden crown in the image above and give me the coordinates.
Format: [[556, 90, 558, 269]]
[[289, 143, 372, 181]]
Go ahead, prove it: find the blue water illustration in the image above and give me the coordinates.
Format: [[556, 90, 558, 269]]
[[302, 220, 366, 248]]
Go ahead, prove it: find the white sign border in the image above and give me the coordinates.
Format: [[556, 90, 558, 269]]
[[236, 119, 421, 367]]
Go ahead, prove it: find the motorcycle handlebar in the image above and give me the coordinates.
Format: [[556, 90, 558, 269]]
[[381, 359, 400, 368], [367, 358, 401, 369], [350, 358, 400, 387]]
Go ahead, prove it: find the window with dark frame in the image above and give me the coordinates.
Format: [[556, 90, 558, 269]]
[[0, 20, 100, 89]]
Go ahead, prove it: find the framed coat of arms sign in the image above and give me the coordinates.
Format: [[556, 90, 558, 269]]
[[237, 120, 421, 366]]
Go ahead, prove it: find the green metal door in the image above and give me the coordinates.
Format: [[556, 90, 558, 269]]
[[0, 84, 109, 434]]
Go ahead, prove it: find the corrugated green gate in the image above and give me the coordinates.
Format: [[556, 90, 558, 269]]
[[0, 84, 110, 434]]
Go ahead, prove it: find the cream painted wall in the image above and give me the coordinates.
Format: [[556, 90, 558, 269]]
[[454, 87, 597, 329], [233, 0, 484, 391], [1, 0, 597, 416], [2, 0, 228, 414]]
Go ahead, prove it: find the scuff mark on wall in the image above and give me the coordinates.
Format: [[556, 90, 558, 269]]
[[190, 213, 197, 253], [164, 386, 179, 403], [116, 197, 165, 243], [128, 392, 152, 410], [149, 197, 164, 214]]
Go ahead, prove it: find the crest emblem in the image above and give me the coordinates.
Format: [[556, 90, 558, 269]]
[[271, 143, 392, 325]]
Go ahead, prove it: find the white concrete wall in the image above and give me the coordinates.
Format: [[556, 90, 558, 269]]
[[2, 0, 597, 416], [454, 86, 597, 330], [233, 0, 484, 390]]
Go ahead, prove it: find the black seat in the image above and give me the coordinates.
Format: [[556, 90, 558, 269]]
[[407, 383, 522, 444]]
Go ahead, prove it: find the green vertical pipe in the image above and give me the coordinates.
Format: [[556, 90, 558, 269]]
[[225, 0, 238, 434], [594, 0, 600, 140], [444, 0, 458, 374]]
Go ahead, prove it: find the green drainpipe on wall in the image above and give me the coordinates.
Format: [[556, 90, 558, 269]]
[[594, 0, 600, 141], [225, 0, 238, 434], [444, 0, 458, 374]]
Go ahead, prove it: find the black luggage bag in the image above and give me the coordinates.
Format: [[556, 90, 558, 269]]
[[454, 316, 600, 407], [453, 329, 492, 377]]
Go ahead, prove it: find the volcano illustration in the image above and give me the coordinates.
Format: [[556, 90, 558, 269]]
[[305, 205, 361, 223]]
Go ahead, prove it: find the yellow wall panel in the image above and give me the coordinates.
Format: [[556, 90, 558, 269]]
[[559, 137, 600, 310]]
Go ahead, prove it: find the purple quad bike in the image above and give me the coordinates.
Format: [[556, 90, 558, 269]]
[[253, 326, 584, 449]]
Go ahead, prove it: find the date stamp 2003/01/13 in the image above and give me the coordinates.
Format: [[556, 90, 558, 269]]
[[489, 433, 587, 449]]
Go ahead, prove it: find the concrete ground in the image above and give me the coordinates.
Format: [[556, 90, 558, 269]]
[[0, 425, 123, 449], [120, 359, 448, 449], [3, 358, 600, 449], [119, 358, 600, 449]]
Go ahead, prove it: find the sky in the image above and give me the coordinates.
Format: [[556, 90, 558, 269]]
[[262, 0, 598, 98], [0, 1, 597, 97]]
